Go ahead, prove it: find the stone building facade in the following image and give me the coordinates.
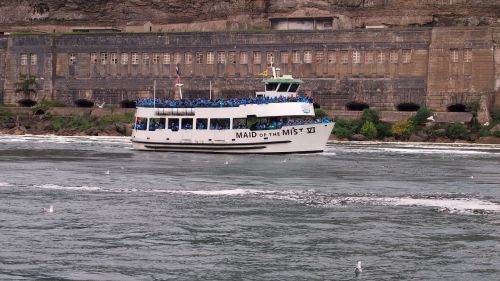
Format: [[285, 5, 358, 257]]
[[0, 27, 499, 114]]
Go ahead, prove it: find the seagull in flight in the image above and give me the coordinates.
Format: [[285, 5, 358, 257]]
[[42, 205, 54, 213], [96, 101, 106, 108], [355, 261, 362, 277], [105, 170, 110, 175]]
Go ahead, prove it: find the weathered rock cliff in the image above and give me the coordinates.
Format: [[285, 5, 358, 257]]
[[0, 0, 499, 29]]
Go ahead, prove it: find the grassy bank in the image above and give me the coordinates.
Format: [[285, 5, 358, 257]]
[[0, 105, 134, 136], [332, 107, 500, 143]]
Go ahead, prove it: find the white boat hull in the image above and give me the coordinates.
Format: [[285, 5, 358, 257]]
[[131, 122, 333, 154]]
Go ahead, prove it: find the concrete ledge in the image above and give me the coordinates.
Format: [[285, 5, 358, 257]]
[[47, 107, 91, 116]]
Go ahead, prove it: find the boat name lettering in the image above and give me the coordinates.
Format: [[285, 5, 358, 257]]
[[236, 127, 317, 139], [236, 132, 258, 138], [282, 127, 316, 136]]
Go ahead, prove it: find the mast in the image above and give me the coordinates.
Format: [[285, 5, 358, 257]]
[[153, 79, 156, 108]]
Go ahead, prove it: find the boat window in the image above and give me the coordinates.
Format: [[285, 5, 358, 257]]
[[250, 117, 287, 131], [233, 118, 247, 129], [196, 118, 208, 130], [135, 117, 147, 131], [181, 118, 193, 130], [148, 118, 166, 131], [168, 118, 179, 131], [277, 83, 290, 92], [288, 83, 300, 92], [266, 83, 279, 91], [210, 118, 230, 130]]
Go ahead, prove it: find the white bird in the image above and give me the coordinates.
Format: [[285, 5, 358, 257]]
[[42, 205, 54, 213], [96, 101, 106, 108], [483, 122, 489, 126], [469, 175, 474, 179], [355, 261, 362, 277], [426, 115, 435, 122], [281, 159, 287, 163], [224, 161, 229, 165], [105, 170, 110, 175]]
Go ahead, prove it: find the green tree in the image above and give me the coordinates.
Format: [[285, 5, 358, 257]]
[[445, 123, 469, 140], [413, 107, 432, 127], [361, 108, 379, 124], [360, 121, 377, 140], [391, 118, 415, 140]]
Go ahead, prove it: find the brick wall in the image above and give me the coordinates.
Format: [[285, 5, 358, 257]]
[[0, 27, 497, 113]]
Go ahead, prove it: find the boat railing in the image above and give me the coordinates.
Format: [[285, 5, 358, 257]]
[[136, 96, 313, 109], [156, 108, 195, 116]]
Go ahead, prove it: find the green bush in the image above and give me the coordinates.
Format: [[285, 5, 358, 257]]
[[361, 108, 379, 124], [360, 121, 377, 140], [493, 130, 500, 138], [376, 122, 392, 139], [391, 119, 415, 140], [478, 127, 491, 137], [334, 127, 352, 139], [314, 108, 328, 118], [445, 123, 469, 140], [413, 107, 432, 126], [50, 112, 134, 131], [335, 118, 361, 133]]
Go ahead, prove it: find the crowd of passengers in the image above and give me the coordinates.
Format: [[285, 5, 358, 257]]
[[135, 96, 314, 108], [135, 117, 331, 131]]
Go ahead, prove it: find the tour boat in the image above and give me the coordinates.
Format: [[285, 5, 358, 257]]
[[131, 68, 334, 153]]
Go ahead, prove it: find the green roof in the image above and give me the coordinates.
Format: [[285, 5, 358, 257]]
[[263, 78, 303, 84]]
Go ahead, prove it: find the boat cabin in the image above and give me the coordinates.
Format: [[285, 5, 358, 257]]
[[257, 68, 303, 98]]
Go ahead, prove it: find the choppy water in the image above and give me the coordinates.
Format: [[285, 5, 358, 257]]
[[0, 135, 499, 281]]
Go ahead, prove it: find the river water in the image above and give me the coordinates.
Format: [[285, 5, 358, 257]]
[[0, 135, 499, 281]]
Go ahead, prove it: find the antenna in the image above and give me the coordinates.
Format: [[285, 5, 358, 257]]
[[153, 79, 156, 108]]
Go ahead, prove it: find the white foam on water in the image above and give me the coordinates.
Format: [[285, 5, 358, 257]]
[[343, 196, 500, 214], [10, 183, 500, 215], [154, 188, 276, 196], [267, 191, 500, 215], [0, 134, 130, 145], [0, 182, 13, 187], [325, 142, 500, 156], [35, 184, 101, 191]]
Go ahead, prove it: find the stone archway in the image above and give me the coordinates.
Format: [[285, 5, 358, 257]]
[[120, 100, 136, 108], [17, 99, 37, 107], [346, 102, 369, 111], [397, 103, 420, 112], [74, 99, 94, 107], [447, 103, 467, 112]]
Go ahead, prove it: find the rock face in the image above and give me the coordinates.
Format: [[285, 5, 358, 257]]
[[0, 0, 499, 28]]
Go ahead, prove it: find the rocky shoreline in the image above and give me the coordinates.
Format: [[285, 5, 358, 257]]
[[2, 119, 500, 145]]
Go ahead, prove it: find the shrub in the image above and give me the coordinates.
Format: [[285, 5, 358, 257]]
[[334, 127, 352, 139], [314, 108, 328, 118], [335, 118, 361, 133], [376, 122, 392, 139], [391, 119, 415, 139], [361, 108, 379, 124], [413, 107, 432, 126], [360, 121, 377, 140], [445, 123, 469, 140], [433, 128, 447, 138], [493, 130, 500, 138], [466, 101, 480, 116], [478, 127, 491, 137]]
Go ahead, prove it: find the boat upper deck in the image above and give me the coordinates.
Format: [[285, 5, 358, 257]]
[[135, 96, 314, 109]]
